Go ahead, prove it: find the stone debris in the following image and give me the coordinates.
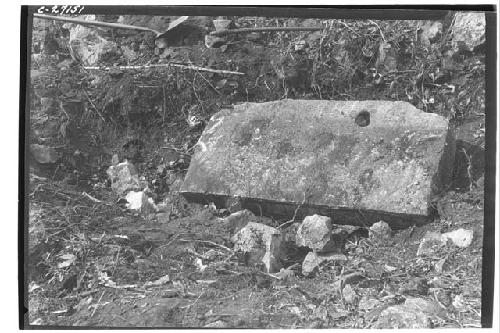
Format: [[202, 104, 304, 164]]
[[30, 144, 61, 164], [231, 222, 282, 273], [63, 15, 118, 66], [332, 271, 365, 292], [107, 161, 145, 195], [417, 228, 473, 256], [181, 100, 455, 228], [373, 297, 445, 329], [296, 215, 336, 252], [125, 191, 158, 214], [442, 228, 474, 248], [358, 297, 382, 312], [342, 284, 358, 305], [419, 21, 443, 45], [369, 221, 392, 241], [417, 231, 447, 256], [301, 252, 348, 276]]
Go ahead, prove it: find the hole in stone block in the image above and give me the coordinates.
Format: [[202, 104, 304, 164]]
[[355, 110, 370, 127]]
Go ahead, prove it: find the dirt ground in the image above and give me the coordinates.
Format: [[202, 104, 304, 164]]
[[26, 12, 487, 328]]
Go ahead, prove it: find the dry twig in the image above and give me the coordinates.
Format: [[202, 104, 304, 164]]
[[84, 63, 245, 76]]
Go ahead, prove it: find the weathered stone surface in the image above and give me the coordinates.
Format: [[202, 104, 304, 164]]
[[181, 100, 455, 228], [296, 215, 333, 251], [107, 161, 144, 195], [231, 222, 282, 273], [302, 251, 347, 276], [30, 144, 61, 164]]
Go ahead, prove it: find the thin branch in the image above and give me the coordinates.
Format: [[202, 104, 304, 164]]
[[178, 239, 233, 252], [278, 192, 307, 229], [211, 26, 323, 36], [81, 89, 106, 121], [84, 63, 245, 76]]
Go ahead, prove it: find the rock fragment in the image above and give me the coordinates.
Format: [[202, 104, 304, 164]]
[[417, 231, 447, 256], [417, 228, 473, 256], [373, 297, 445, 329], [419, 21, 443, 45], [301, 252, 347, 276], [369, 221, 392, 241], [125, 191, 158, 214], [296, 215, 335, 252], [451, 12, 485, 52], [107, 161, 144, 195], [442, 228, 473, 248], [231, 222, 282, 273]]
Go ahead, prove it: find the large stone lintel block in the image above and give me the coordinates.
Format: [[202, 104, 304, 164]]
[[180, 100, 455, 228]]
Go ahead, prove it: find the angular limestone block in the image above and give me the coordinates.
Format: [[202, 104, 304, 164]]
[[181, 100, 455, 228]]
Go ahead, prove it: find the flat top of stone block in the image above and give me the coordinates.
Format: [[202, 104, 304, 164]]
[[181, 100, 453, 217]]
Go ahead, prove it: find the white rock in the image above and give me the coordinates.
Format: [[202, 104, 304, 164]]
[[302, 251, 348, 276], [125, 191, 158, 214], [442, 228, 473, 248], [231, 222, 282, 273], [296, 214, 333, 251], [342, 284, 358, 305]]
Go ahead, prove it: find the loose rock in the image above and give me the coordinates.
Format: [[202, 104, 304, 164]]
[[64, 15, 118, 65], [417, 228, 473, 256], [369, 221, 392, 241], [358, 297, 382, 312], [342, 284, 358, 305], [451, 12, 485, 52], [302, 252, 347, 276], [419, 21, 443, 45], [125, 191, 158, 214], [231, 222, 282, 273], [107, 161, 144, 195], [417, 231, 447, 256], [442, 228, 473, 248], [373, 297, 445, 328], [296, 215, 337, 252]]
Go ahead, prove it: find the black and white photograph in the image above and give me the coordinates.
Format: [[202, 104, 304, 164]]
[[19, 4, 497, 329]]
